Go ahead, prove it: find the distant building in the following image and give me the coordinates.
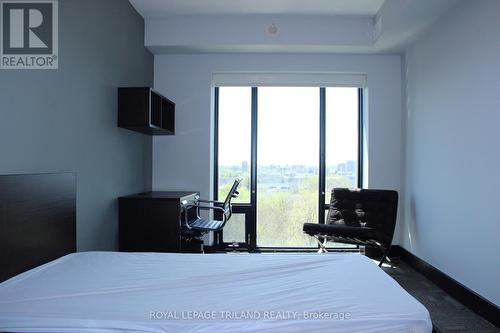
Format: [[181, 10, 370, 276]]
[[337, 160, 356, 175]]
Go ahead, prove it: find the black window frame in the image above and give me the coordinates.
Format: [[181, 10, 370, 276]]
[[213, 86, 364, 251]]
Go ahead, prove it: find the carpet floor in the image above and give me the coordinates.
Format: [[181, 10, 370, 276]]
[[382, 258, 499, 333]]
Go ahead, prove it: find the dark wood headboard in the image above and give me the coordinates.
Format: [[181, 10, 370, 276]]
[[0, 173, 76, 282]]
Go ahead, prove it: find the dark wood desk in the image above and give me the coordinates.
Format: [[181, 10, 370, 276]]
[[118, 191, 198, 253]]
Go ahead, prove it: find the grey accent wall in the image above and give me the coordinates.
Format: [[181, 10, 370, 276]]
[[402, 0, 500, 306], [0, 0, 153, 251]]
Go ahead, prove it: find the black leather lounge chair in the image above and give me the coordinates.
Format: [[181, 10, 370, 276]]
[[303, 188, 398, 266]]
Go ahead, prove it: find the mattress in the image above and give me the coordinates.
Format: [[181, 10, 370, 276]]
[[0, 252, 432, 333]]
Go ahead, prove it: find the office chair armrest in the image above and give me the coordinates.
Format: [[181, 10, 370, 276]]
[[197, 199, 224, 207], [184, 204, 227, 216], [196, 205, 227, 223]]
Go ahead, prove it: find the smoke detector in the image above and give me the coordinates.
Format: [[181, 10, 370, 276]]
[[267, 23, 278, 36]]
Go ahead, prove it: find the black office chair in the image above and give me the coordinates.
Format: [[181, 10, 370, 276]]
[[303, 188, 398, 266], [182, 178, 241, 239]]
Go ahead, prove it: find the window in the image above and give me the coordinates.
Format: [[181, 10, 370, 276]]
[[325, 87, 360, 203], [216, 87, 251, 204], [214, 85, 363, 249], [257, 87, 319, 247]]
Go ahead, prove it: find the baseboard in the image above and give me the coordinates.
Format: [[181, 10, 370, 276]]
[[391, 245, 500, 329]]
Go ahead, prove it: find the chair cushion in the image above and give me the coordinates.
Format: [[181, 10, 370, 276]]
[[189, 218, 224, 231]]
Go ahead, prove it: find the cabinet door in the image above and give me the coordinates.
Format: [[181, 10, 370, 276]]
[[144, 200, 181, 252], [119, 199, 181, 252]]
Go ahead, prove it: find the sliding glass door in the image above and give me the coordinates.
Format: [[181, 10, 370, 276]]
[[214, 86, 362, 250]]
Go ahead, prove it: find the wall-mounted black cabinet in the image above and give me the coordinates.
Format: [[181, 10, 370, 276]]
[[118, 87, 175, 135]]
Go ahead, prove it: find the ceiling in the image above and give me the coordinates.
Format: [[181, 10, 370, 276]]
[[129, 0, 386, 18], [130, 0, 462, 55]]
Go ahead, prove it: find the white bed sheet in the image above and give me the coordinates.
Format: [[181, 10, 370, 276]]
[[0, 252, 432, 333]]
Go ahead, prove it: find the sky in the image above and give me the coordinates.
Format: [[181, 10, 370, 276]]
[[218, 86, 358, 167]]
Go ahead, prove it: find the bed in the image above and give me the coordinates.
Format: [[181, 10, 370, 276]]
[[0, 173, 432, 333]]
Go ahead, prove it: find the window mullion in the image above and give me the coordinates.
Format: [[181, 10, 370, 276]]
[[249, 87, 258, 249], [213, 87, 220, 201], [319, 88, 326, 224], [357, 88, 364, 188]]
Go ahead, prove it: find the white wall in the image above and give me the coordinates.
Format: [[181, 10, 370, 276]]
[[153, 53, 403, 243], [402, 0, 500, 306]]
